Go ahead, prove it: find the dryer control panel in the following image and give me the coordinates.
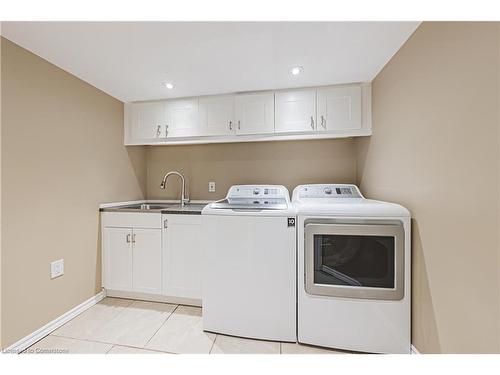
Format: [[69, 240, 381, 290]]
[[294, 184, 363, 199]]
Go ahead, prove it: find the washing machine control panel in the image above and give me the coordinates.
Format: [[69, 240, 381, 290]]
[[210, 185, 291, 210], [228, 185, 287, 199], [297, 184, 362, 199]]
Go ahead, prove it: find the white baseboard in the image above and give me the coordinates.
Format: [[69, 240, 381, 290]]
[[106, 289, 201, 307], [411, 344, 420, 354], [3, 290, 105, 354]]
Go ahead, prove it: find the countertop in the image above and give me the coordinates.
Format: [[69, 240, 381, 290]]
[[99, 200, 210, 215]]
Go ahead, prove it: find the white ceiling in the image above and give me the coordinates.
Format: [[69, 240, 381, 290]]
[[2, 22, 419, 102]]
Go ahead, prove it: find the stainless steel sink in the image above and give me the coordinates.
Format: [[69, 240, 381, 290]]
[[100, 202, 207, 214], [115, 203, 174, 212], [161, 203, 207, 213], [134, 204, 172, 210]]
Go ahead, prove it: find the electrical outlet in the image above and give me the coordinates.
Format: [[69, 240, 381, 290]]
[[51, 259, 64, 279], [209, 181, 216, 193]]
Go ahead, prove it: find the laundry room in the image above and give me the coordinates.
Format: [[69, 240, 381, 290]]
[[1, 1, 500, 373]]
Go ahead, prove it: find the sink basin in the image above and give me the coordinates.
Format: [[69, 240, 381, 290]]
[[101, 202, 208, 214], [134, 204, 171, 210], [117, 203, 173, 211], [161, 203, 207, 212]]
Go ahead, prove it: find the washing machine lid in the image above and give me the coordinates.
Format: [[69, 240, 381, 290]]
[[210, 197, 288, 210], [292, 184, 410, 217], [203, 185, 295, 215]]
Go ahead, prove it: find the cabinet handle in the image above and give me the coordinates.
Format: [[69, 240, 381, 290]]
[[238, 120, 241, 130], [164, 219, 168, 228], [126, 234, 131, 243], [229, 121, 232, 131], [310, 116, 314, 130], [132, 234, 136, 243], [156, 125, 161, 137], [321, 115, 326, 129], [165, 124, 169, 138]]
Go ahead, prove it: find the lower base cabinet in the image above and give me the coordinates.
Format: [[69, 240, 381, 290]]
[[103, 227, 133, 292], [162, 214, 203, 300], [103, 226, 162, 294], [132, 228, 162, 295], [102, 212, 202, 303]]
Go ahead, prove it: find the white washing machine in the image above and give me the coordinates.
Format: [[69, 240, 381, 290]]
[[202, 185, 296, 342], [292, 184, 411, 354]]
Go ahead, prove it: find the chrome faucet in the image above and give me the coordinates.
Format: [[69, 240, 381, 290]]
[[159, 171, 190, 206]]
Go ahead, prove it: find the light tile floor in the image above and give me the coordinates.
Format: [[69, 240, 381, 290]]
[[26, 297, 349, 354]]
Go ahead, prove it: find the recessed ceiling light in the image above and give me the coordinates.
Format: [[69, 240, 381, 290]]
[[165, 83, 174, 89], [291, 66, 303, 76]]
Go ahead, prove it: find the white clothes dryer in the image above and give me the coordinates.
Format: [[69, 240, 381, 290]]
[[292, 184, 411, 353]]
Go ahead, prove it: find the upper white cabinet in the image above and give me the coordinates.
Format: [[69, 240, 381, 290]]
[[275, 89, 316, 133], [234, 92, 275, 135], [125, 101, 166, 143], [199, 95, 235, 136], [125, 99, 200, 142], [317, 85, 362, 131], [165, 98, 201, 138], [124, 83, 371, 145]]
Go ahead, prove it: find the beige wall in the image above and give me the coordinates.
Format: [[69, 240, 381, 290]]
[[0, 38, 147, 348], [146, 139, 356, 200], [498, 23, 500, 351], [3, 21, 499, 354], [356, 22, 500, 353], [0, 28, 3, 350]]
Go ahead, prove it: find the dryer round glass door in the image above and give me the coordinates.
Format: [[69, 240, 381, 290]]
[[304, 222, 405, 300]]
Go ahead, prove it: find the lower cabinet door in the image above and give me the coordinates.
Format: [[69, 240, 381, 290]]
[[162, 215, 202, 300], [103, 227, 133, 292], [132, 228, 162, 295]]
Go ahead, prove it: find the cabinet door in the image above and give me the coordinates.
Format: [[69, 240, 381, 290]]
[[165, 99, 201, 138], [162, 215, 202, 300], [127, 102, 166, 141], [103, 227, 133, 292], [132, 228, 162, 295], [317, 85, 361, 131], [275, 89, 316, 133], [199, 95, 235, 136], [235, 92, 274, 135]]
